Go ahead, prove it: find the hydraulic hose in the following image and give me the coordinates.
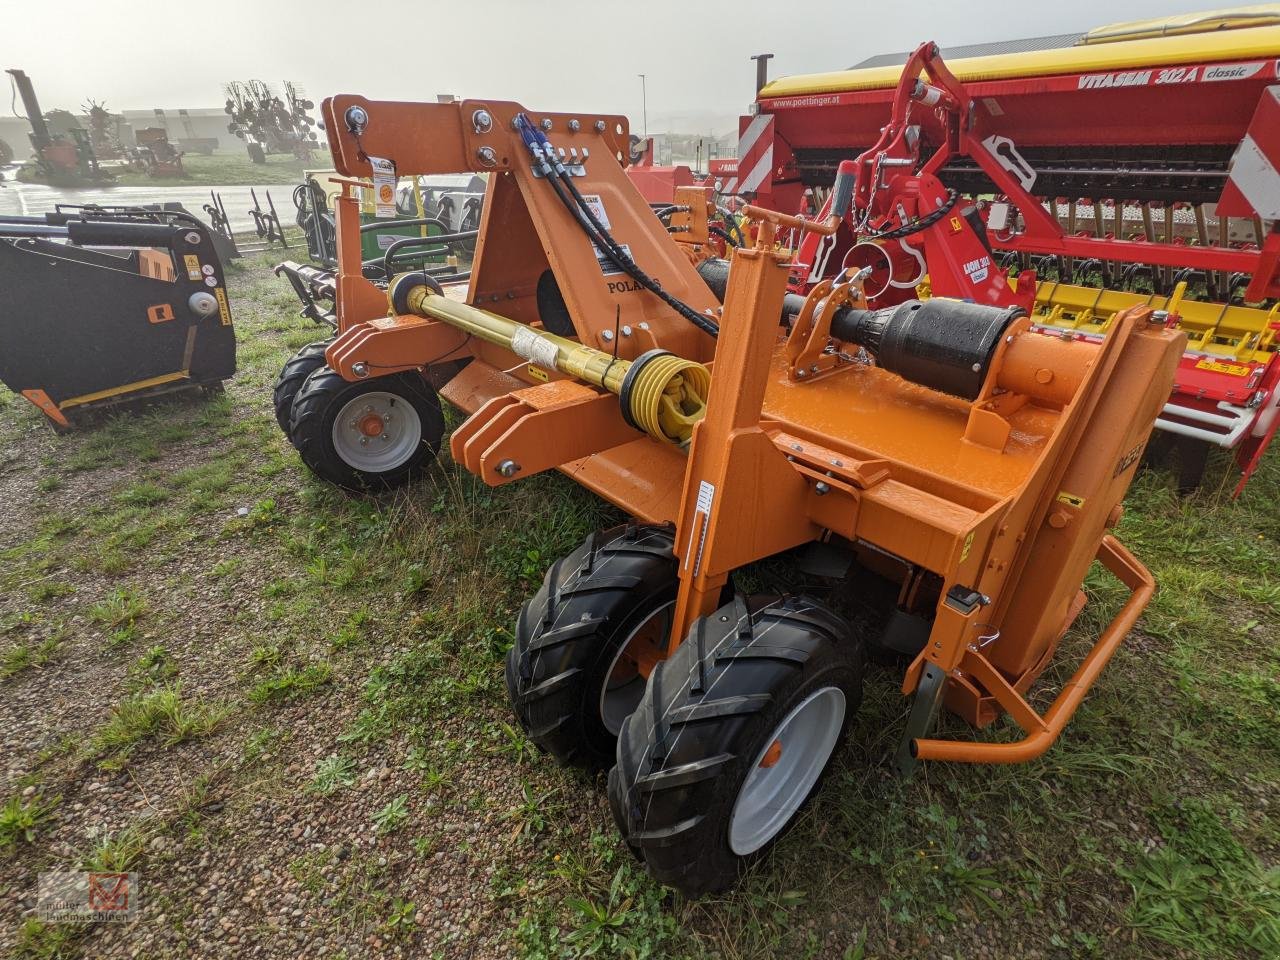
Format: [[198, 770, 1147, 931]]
[[513, 114, 719, 338], [709, 225, 739, 249], [560, 160, 720, 337], [716, 206, 745, 247]]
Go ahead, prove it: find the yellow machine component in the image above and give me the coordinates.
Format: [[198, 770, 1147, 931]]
[[397, 279, 710, 446], [1081, 5, 1280, 43], [758, 23, 1280, 97], [626, 351, 712, 444], [1033, 279, 1280, 363]]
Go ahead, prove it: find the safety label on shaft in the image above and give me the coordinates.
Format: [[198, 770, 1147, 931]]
[[511, 327, 559, 371]]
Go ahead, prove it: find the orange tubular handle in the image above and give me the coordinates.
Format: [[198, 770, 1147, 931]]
[[912, 534, 1155, 765], [741, 204, 841, 237]]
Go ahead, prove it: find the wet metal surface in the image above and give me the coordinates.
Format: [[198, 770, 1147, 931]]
[[0, 166, 292, 233]]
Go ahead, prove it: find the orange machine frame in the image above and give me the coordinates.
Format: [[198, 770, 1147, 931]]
[[318, 94, 1184, 767]]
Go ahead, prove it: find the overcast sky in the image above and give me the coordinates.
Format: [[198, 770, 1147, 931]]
[[4, 0, 1229, 133]]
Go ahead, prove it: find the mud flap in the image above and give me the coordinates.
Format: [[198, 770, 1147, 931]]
[[893, 661, 947, 776]]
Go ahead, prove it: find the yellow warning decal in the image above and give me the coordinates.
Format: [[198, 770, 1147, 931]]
[[1194, 357, 1253, 377], [1056, 491, 1085, 508], [527, 364, 549, 383], [183, 254, 201, 281], [959, 531, 975, 562], [214, 287, 231, 326]]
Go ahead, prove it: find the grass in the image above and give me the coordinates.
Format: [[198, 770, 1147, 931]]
[[1, 636, 61, 678], [309, 755, 358, 795], [13, 918, 81, 959], [247, 661, 332, 704], [0, 249, 1276, 958], [81, 823, 149, 873], [88, 587, 149, 630], [0, 793, 58, 849], [1119, 798, 1280, 956], [91, 684, 227, 758], [372, 794, 410, 835]]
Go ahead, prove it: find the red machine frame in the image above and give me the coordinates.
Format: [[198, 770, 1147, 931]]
[[764, 41, 1280, 494]]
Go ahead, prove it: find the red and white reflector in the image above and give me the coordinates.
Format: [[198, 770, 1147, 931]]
[[1217, 85, 1280, 221], [709, 158, 738, 196], [736, 113, 776, 197]]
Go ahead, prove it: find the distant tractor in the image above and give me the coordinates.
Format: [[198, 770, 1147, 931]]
[[4, 69, 107, 185]]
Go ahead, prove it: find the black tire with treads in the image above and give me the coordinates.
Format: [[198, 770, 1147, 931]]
[[288, 367, 444, 491], [507, 523, 678, 769], [273, 340, 331, 435], [608, 594, 864, 896]]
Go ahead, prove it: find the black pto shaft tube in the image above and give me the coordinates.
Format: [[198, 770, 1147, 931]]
[[695, 257, 807, 323], [829, 299, 1025, 400]]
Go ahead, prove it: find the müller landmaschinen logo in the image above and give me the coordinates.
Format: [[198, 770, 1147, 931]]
[[37, 871, 140, 922]]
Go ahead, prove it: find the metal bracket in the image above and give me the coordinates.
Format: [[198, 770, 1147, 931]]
[[531, 163, 586, 179], [893, 661, 947, 776]]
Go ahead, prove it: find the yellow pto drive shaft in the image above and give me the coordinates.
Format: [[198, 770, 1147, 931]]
[[392, 275, 710, 447]]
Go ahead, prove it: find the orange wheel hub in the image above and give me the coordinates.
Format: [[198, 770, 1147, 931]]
[[759, 739, 783, 769]]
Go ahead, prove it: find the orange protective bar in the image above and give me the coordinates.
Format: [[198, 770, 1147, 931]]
[[741, 204, 840, 236], [912, 534, 1154, 764]]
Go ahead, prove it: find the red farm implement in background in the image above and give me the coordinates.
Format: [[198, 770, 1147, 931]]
[[727, 7, 1280, 494]]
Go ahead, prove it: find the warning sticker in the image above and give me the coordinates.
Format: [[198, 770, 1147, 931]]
[[183, 254, 201, 281], [592, 242, 631, 276], [579, 194, 611, 230], [1114, 442, 1143, 478], [1056, 490, 1085, 509], [511, 326, 559, 370], [369, 155, 397, 219], [375, 234, 399, 250], [1194, 357, 1253, 377], [695, 480, 715, 515], [214, 287, 231, 326], [959, 531, 975, 563], [688, 481, 716, 576]]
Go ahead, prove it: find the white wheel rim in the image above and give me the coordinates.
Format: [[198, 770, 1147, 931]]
[[728, 686, 846, 856], [331, 391, 422, 473], [599, 601, 675, 736]]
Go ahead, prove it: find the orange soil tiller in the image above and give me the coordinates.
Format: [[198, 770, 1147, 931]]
[[272, 95, 1184, 895]]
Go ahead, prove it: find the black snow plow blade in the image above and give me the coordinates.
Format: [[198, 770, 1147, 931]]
[[0, 215, 236, 428]]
